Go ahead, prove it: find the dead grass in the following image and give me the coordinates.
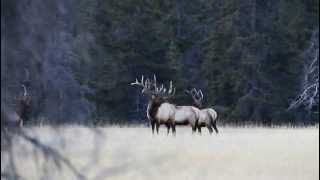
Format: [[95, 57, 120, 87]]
[[1, 126, 319, 180]]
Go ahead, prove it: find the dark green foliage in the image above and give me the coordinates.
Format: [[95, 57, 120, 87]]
[[77, 0, 318, 125], [3, 0, 318, 125]]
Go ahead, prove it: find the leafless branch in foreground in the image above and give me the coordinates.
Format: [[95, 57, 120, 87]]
[[1, 129, 86, 180]]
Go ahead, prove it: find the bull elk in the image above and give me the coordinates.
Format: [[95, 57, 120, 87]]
[[16, 84, 32, 126], [2, 84, 31, 128], [131, 75, 199, 135], [186, 88, 219, 134]]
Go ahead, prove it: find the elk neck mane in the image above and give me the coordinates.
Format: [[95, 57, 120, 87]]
[[147, 99, 175, 120], [148, 100, 162, 120]]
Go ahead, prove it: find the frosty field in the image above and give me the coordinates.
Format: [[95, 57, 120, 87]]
[[1, 126, 319, 180]]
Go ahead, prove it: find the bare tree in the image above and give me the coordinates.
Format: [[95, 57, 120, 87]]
[[288, 28, 319, 111], [1, 128, 87, 180]]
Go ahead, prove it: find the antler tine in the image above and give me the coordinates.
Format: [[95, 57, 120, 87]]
[[153, 74, 157, 89], [166, 80, 175, 97], [159, 84, 164, 93], [155, 83, 167, 96], [198, 89, 204, 100], [171, 87, 176, 96], [145, 78, 151, 89], [21, 84, 27, 97], [192, 88, 203, 100], [186, 88, 197, 96], [148, 78, 152, 89], [131, 75, 145, 86], [132, 75, 169, 96], [168, 81, 173, 94], [186, 88, 203, 107], [130, 78, 139, 86], [132, 75, 177, 98]]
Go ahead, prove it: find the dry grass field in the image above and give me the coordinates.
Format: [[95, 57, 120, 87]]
[[1, 126, 319, 180]]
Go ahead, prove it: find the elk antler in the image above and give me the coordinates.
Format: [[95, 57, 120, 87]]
[[185, 88, 203, 108], [165, 81, 176, 97], [131, 75, 176, 98], [153, 75, 176, 98], [22, 84, 27, 97], [131, 75, 152, 94]]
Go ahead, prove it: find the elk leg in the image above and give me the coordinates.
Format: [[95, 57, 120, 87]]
[[166, 123, 171, 135], [156, 123, 160, 134], [171, 123, 176, 136], [194, 120, 198, 134], [207, 125, 213, 134], [151, 121, 155, 134], [212, 121, 219, 134], [192, 125, 196, 134], [198, 126, 202, 135]]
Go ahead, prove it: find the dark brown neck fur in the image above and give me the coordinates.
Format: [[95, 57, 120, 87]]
[[148, 98, 165, 120]]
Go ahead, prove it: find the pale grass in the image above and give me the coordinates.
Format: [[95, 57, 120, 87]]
[[1, 126, 319, 180]]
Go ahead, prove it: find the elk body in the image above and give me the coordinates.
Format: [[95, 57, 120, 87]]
[[152, 103, 200, 134], [146, 97, 175, 134], [131, 75, 198, 135], [186, 88, 219, 134], [172, 105, 199, 133]]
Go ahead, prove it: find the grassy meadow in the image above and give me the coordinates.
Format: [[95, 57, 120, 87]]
[[1, 126, 319, 180]]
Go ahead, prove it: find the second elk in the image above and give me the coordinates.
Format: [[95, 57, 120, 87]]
[[186, 88, 219, 134]]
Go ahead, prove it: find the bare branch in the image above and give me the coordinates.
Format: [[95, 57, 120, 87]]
[[153, 74, 157, 89], [288, 28, 319, 111]]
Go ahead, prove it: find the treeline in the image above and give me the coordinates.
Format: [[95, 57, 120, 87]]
[[2, 0, 319, 125]]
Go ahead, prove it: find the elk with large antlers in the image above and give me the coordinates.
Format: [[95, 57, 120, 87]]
[[131, 75, 198, 135], [186, 88, 219, 134]]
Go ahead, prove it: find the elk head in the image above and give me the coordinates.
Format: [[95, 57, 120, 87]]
[[19, 84, 31, 106], [185, 88, 203, 108], [19, 68, 32, 108]]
